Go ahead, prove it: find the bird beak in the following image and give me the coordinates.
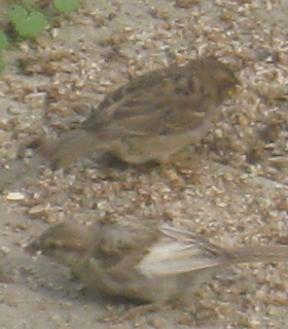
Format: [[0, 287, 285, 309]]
[[23, 239, 42, 255], [229, 80, 241, 96]]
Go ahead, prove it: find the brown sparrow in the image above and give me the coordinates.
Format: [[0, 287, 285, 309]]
[[41, 57, 238, 168], [26, 220, 288, 305]]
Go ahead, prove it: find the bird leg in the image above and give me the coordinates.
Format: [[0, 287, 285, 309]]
[[101, 302, 163, 323]]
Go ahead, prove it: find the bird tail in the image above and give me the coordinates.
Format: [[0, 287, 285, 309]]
[[227, 245, 288, 265], [39, 129, 109, 168]]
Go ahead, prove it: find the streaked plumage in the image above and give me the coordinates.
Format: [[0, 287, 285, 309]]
[[27, 220, 288, 304], [41, 57, 238, 168]]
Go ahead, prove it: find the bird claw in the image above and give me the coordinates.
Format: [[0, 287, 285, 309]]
[[100, 303, 160, 323]]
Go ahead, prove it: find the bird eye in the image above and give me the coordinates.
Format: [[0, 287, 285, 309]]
[[46, 240, 61, 249], [47, 242, 57, 249], [174, 77, 194, 95]]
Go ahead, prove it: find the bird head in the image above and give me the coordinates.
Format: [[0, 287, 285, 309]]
[[196, 57, 240, 102], [25, 222, 94, 268]]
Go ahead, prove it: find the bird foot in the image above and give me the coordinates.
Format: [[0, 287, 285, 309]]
[[100, 303, 160, 323]]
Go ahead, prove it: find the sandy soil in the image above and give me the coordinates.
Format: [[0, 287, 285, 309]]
[[0, 0, 288, 328]]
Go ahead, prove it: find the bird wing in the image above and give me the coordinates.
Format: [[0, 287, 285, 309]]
[[83, 62, 210, 137], [137, 224, 229, 277], [97, 220, 159, 260]]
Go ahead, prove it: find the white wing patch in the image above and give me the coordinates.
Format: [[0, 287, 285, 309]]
[[137, 224, 224, 277]]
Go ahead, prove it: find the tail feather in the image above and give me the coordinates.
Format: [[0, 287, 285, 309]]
[[39, 129, 108, 168], [227, 245, 288, 265]]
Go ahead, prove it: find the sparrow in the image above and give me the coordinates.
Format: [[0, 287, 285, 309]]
[[26, 220, 288, 306], [41, 57, 239, 168]]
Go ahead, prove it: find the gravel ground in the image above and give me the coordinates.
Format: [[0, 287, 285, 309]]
[[0, 0, 288, 328]]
